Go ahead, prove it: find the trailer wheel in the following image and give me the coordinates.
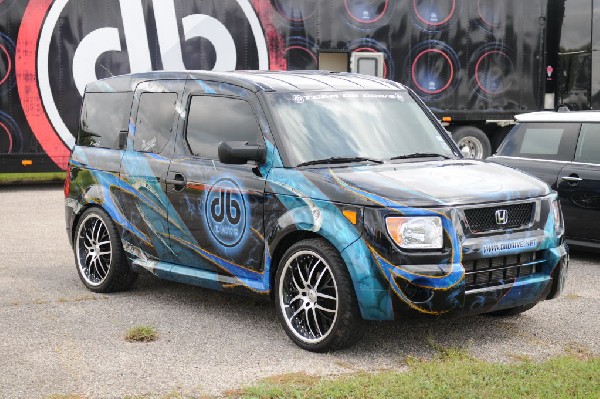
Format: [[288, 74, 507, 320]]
[[451, 126, 492, 159]]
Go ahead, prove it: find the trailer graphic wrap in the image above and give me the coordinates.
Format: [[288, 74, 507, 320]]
[[0, 0, 597, 171]]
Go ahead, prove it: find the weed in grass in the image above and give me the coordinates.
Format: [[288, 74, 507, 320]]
[[426, 336, 471, 360], [125, 325, 158, 343]]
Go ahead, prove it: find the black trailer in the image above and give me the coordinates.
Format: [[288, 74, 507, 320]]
[[0, 0, 599, 174]]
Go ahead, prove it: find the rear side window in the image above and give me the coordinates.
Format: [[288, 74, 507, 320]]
[[134, 92, 178, 154], [186, 96, 260, 159], [575, 123, 600, 164], [78, 92, 132, 149], [497, 122, 580, 161]]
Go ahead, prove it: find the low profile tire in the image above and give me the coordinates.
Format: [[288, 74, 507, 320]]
[[73, 207, 137, 293], [486, 302, 538, 317], [275, 238, 366, 352], [451, 126, 492, 159]]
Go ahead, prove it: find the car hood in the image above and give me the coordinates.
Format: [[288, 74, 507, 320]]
[[274, 159, 551, 208]]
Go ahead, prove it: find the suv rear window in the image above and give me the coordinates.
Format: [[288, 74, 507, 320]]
[[78, 92, 133, 149], [497, 122, 580, 161], [575, 123, 600, 164], [134, 92, 178, 154]]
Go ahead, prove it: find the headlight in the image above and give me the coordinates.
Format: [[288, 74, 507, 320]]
[[386, 216, 444, 249], [551, 199, 564, 236]]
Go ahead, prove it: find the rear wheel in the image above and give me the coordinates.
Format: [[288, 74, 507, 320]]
[[486, 302, 538, 317], [451, 126, 492, 159], [275, 238, 365, 352], [74, 207, 137, 293]]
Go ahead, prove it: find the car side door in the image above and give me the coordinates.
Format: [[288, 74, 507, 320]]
[[166, 82, 267, 288], [119, 80, 185, 264], [557, 122, 600, 243]]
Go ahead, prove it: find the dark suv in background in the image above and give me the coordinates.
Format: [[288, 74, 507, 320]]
[[489, 111, 600, 250], [65, 71, 568, 352]]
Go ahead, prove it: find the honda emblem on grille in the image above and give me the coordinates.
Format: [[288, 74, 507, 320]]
[[495, 209, 508, 225]]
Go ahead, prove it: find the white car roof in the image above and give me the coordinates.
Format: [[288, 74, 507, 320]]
[[515, 111, 600, 123]]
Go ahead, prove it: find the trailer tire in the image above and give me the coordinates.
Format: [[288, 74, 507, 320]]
[[451, 126, 492, 159]]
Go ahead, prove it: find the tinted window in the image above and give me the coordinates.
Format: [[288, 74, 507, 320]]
[[186, 96, 260, 159], [575, 123, 600, 164], [497, 122, 580, 161], [134, 93, 178, 153], [78, 92, 132, 149]]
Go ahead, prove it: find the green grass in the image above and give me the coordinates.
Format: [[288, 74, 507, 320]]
[[125, 325, 158, 343], [0, 172, 66, 184], [236, 352, 600, 399]]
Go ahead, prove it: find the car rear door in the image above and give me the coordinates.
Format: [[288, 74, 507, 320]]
[[119, 80, 185, 264], [557, 122, 600, 242]]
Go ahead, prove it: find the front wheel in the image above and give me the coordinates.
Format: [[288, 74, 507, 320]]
[[74, 207, 137, 293], [275, 238, 365, 352]]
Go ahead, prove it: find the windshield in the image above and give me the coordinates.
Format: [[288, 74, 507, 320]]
[[266, 91, 457, 167]]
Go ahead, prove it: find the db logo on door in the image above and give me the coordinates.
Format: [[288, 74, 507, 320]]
[[16, 0, 268, 169]]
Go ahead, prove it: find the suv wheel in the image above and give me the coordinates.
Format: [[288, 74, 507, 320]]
[[74, 208, 137, 293], [275, 238, 365, 352]]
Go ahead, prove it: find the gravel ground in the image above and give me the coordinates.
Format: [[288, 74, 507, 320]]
[[0, 185, 598, 398]]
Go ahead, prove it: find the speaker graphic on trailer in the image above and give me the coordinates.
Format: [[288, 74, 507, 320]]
[[343, 0, 396, 31], [407, 40, 460, 100], [0, 112, 23, 155], [475, 0, 510, 32], [470, 44, 515, 99], [411, 0, 460, 32], [284, 37, 318, 70], [270, 0, 318, 29], [0, 32, 16, 96]]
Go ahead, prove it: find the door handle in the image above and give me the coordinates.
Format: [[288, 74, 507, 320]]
[[165, 173, 187, 191], [561, 175, 583, 184]]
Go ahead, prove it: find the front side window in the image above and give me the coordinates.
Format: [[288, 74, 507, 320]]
[[78, 92, 132, 149], [497, 122, 580, 161], [575, 123, 600, 164], [134, 92, 178, 154], [186, 95, 261, 160], [266, 91, 456, 166]]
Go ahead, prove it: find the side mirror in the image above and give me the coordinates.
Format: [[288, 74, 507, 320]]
[[218, 141, 266, 164]]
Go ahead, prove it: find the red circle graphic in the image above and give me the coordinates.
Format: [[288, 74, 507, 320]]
[[0, 120, 13, 153], [475, 50, 512, 95], [0, 44, 11, 86], [411, 49, 454, 94]]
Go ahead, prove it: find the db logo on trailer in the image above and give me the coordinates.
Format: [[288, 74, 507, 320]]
[[16, 0, 268, 169]]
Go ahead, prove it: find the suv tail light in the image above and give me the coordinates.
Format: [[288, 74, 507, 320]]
[[64, 165, 71, 198]]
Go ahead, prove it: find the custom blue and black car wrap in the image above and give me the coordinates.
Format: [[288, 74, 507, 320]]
[[66, 71, 568, 321]]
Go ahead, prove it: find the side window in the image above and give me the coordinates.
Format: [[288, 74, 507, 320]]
[[134, 92, 178, 154], [78, 92, 133, 149], [497, 122, 580, 161], [186, 95, 261, 159], [575, 123, 600, 164]]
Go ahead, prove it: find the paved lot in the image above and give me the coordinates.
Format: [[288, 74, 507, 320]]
[[0, 185, 598, 398]]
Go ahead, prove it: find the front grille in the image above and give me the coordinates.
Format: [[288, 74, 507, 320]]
[[464, 202, 534, 233], [463, 251, 543, 290]]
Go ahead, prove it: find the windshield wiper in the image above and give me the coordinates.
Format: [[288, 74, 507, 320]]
[[297, 156, 384, 167], [389, 152, 452, 161]]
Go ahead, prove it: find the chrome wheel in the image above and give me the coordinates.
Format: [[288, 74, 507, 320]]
[[76, 213, 112, 287], [458, 136, 485, 159], [279, 250, 338, 344]]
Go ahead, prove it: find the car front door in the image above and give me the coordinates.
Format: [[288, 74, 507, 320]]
[[166, 82, 267, 290], [557, 123, 600, 243]]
